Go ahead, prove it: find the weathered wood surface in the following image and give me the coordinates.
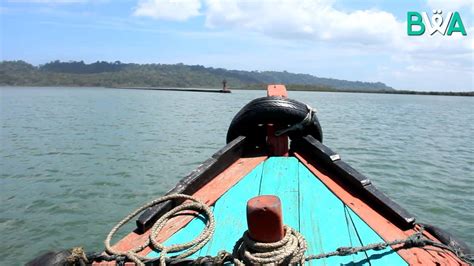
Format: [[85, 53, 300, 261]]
[[96, 156, 465, 265], [299, 161, 371, 265], [93, 156, 266, 265], [295, 152, 466, 265], [145, 157, 407, 265], [291, 135, 415, 227], [193, 161, 265, 257], [266, 84, 289, 156]]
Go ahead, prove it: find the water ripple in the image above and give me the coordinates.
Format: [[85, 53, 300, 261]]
[[0, 88, 472, 264]]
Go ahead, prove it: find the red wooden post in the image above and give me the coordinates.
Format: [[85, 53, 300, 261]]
[[246, 195, 284, 242], [266, 84, 289, 156]]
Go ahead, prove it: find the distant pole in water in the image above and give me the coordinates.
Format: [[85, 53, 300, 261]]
[[219, 79, 231, 93], [222, 79, 228, 91]]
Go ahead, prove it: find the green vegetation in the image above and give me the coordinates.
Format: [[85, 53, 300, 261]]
[[0, 60, 472, 96], [0, 60, 391, 91]]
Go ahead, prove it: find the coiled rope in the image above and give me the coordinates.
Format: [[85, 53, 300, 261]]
[[104, 194, 215, 266], [103, 194, 307, 265], [233, 225, 307, 265]]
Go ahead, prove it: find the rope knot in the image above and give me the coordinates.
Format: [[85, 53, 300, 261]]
[[403, 233, 429, 248], [372, 244, 388, 251], [335, 247, 353, 256], [66, 247, 88, 264]]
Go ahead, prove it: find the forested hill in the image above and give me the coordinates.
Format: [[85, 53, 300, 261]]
[[0, 60, 394, 91]]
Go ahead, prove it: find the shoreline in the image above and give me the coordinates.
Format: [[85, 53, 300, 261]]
[[233, 87, 474, 97], [1, 85, 472, 97], [111, 87, 231, 93]]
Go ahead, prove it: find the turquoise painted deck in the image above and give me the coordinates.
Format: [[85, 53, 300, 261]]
[[147, 157, 408, 265]]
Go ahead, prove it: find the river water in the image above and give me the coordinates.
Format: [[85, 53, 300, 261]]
[[1, 87, 472, 264]]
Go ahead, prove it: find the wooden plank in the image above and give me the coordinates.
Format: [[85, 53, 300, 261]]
[[197, 162, 265, 257], [298, 162, 368, 265], [266, 124, 289, 156], [295, 152, 466, 265], [148, 157, 403, 264], [96, 153, 465, 265], [344, 206, 407, 265], [101, 156, 266, 262], [259, 157, 299, 230], [266, 85, 289, 156], [291, 135, 415, 228], [146, 207, 214, 259], [153, 157, 296, 260], [344, 206, 370, 264]]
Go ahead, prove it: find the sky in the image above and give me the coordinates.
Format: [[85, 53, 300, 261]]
[[1, 0, 473, 91]]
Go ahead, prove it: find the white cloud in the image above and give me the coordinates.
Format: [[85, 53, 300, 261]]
[[204, 0, 402, 45], [204, 2, 471, 59], [131, 0, 472, 90], [133, 0, 201, 21]]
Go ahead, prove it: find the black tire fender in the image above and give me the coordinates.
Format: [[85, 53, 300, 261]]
[[26, 249, 87, 266], [420, 223, 472, 256], [226, 96, 323, 144]]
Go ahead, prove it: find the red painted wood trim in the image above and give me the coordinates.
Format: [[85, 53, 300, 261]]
[[266, 84, 289, 156], [266, 125, 289, 156], [93, 156, 267, 265], [294, 152, 467, 265]]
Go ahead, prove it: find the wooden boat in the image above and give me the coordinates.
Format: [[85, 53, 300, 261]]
[[29, 85, 470, 265]]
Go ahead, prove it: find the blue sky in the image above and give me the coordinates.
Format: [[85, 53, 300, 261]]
[[1, 0, 472, 91]]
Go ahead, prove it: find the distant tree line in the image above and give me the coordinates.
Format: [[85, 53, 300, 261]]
[[0, 60, 392, 91], [41, 60, 125, 74], [0, 60, 472, 96]]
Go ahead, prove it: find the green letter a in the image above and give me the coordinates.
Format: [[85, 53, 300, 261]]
[[407, 12, 425, 36], [447, 12, 467, 36]]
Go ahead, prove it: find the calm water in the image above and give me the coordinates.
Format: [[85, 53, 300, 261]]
[[1, 87, 473, 264]]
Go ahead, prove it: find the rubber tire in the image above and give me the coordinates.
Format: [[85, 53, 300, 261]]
[[226, 96, 323, 145], [26, 250, 87, 266], [420, 223, 471, 256]]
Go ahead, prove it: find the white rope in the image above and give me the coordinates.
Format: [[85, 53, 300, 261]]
[[233, 225, 307, 265], [104, 194, 214, 266], [275, 104, 316, 136]]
